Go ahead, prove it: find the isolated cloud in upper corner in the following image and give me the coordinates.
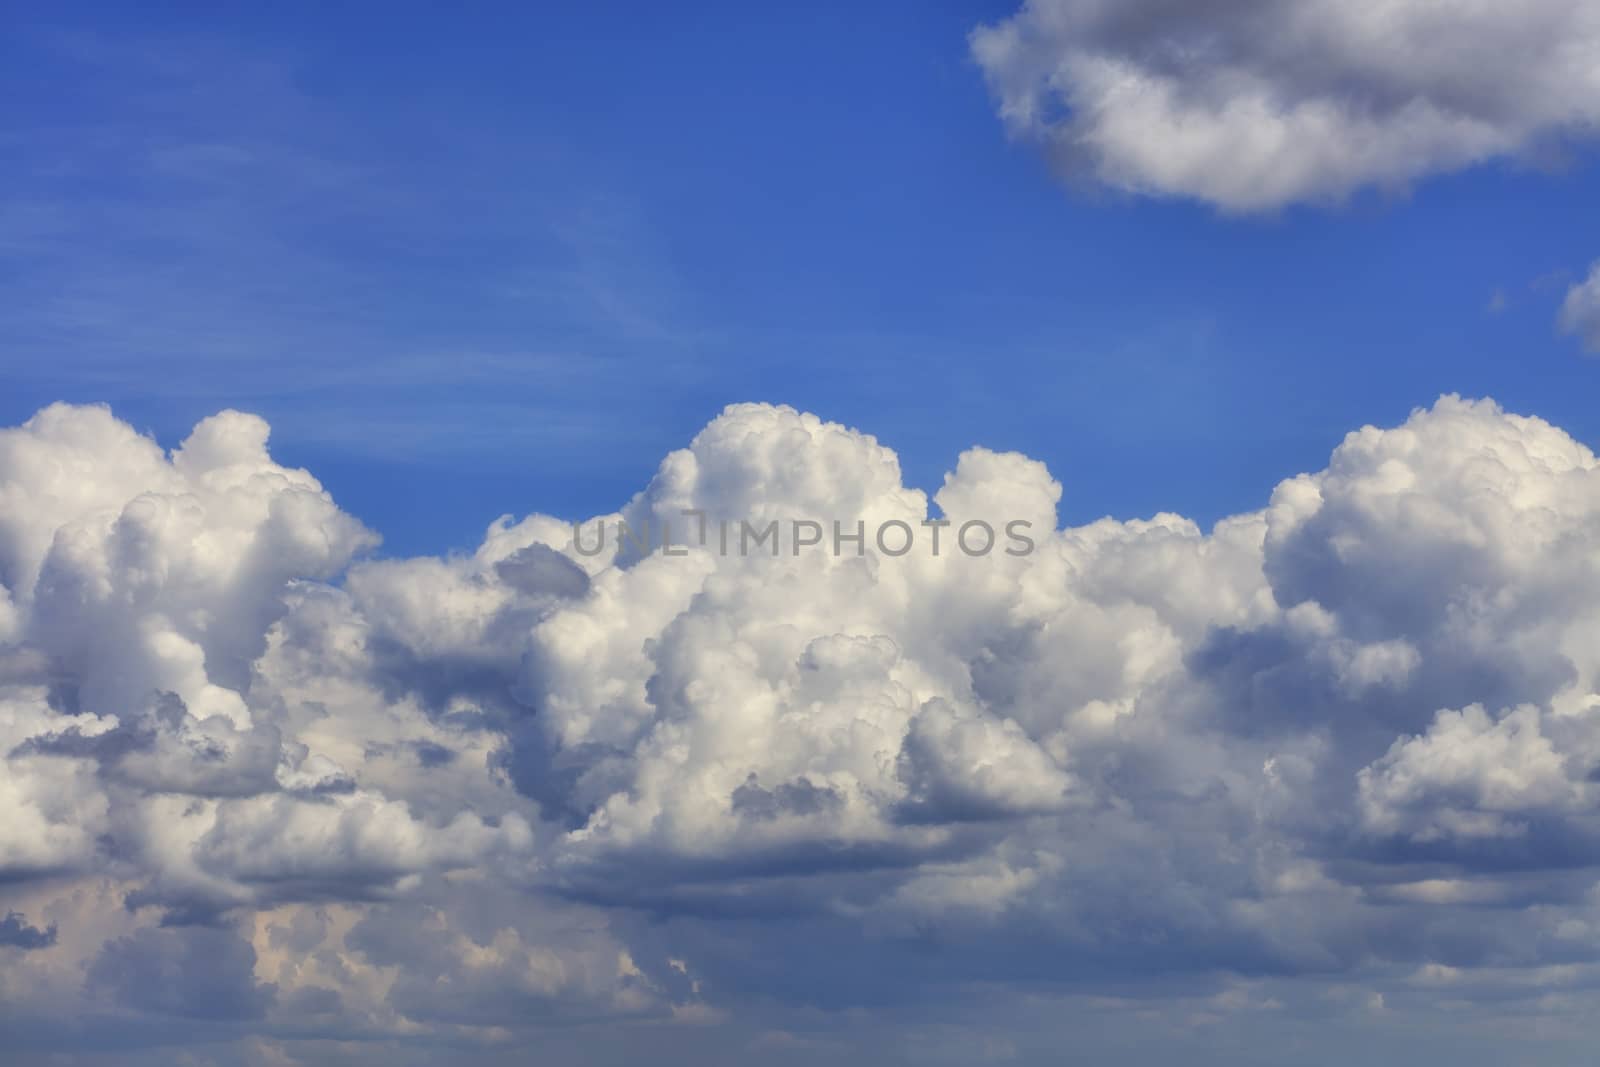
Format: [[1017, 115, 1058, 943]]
[[1560, 262, 1600, 353], [971, 0, 1600, 212]]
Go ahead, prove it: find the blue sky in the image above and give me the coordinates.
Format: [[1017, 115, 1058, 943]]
[[6, 3, 1597, 557]]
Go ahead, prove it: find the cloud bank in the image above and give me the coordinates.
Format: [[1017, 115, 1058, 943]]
[[6, 397, 1600, 1063], [972, 0, 1600, 211]]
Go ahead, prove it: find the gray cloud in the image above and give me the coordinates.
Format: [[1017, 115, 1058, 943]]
[[85, 926, 274, 1021], [972, 0, 1600, 211], [0, 912, 56, 950]]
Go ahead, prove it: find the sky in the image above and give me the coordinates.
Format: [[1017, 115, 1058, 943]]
[[5, 3, 1598, 556], [8, 3, 1600, 1066]]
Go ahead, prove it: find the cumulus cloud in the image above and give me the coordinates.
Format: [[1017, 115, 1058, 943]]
[[1358, 704, 1596, 842], [971, 0, 1600, 211], [7, 396, 1600, 1061], [1560, 261, 1600, 353]]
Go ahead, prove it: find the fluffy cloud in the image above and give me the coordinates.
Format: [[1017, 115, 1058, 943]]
[[971, 0, 1600, 211], [1358, 704, 1596, 842], [1561, 262, 1600, 353], [7, 397, 1600, 1062]]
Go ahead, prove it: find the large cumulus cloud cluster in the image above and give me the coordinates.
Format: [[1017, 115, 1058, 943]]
[[972, 0, 1600, 211], [5, 396, 1600, 1063]]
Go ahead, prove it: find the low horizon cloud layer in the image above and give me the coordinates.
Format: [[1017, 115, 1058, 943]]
[[6, 396, 1600, 1064], [973, 0, 1600, 212]]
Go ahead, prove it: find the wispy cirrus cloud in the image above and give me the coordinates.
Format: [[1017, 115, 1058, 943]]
[[0, 30, 710, 459]]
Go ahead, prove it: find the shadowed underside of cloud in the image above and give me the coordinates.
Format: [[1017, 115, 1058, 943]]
[[5, 395, 1600, 1063], [972, 0, 1600, 212]]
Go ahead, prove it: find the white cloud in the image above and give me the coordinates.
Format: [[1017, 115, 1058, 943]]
[[1359, 704, 1593, 840], [972, 0, 1600, 211], [7, 395, 1600, 1060], [1560, 261, 1600, 353]]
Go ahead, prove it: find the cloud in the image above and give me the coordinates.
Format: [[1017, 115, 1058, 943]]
[[971, 0, 1600, 212], [0, 911, 56, 950], [7, 396, 1600, 1061], [1358, 704, 1596, 842], [1560, 261, 1600, 353], [85, 925, 274, 1021]]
